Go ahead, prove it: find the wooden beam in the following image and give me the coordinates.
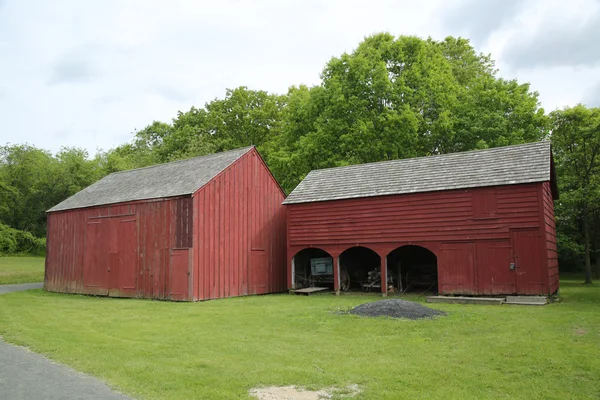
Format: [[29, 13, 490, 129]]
[[334, 256, 340, 295], [381, 256, 388, 296]]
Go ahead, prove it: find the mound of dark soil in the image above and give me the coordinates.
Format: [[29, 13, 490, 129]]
[[348, 299, 446, 320]]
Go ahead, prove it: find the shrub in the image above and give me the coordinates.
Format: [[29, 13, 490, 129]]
[[0, 222, 46, 256]]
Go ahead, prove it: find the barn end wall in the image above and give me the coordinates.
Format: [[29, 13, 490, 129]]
[[192, 149, 287, 300], [286, 182, 554, 296], [45, 196, 193, 300], [542, 181, 559, 293]]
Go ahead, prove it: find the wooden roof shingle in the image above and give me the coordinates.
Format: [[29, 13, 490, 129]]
[[48, 146, 253, 212], [283, 141, 553, 205]]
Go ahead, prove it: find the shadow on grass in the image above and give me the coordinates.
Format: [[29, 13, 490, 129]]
[[560, 281, 598, 287]]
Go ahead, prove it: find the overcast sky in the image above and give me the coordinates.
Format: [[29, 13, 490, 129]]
[[1, 0, 599, 156]]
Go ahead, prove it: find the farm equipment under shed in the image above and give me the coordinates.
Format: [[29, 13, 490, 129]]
[[293, 246, 438, 294], [306, 257, 351, 292]]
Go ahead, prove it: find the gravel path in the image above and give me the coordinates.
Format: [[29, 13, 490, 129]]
[[0, 339, 132, 400], [0, 282, 43, 295], [349, 299, 446, 319]]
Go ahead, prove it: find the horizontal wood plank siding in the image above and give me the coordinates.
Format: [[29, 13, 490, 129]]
[[286, 182, 553, 296], [542, 181, 559, 293], [288, 184, 541, 246]]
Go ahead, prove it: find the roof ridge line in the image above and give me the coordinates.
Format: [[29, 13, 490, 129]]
[[307, 141, 550, 175], [109, 146, 254, 176], [283, 141, 552, 205]]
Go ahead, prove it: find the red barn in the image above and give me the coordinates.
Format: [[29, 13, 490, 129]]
[[283, 141, 558, 296], [45, 146, 286, 301]]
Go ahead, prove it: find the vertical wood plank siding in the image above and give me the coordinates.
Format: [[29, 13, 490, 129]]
[[45, 148, 287, 301], [175, 197, 193, 248], [45, 197, 191, 300], [193, 149, 287, 300], [286, 182, 557, 296]]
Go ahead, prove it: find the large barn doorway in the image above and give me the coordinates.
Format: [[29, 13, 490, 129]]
[[339, 246, 381, 291], [387, 245, 438, 293], [292, 248, 335, 290]]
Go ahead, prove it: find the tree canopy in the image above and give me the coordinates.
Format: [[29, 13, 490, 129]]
[[0, 145, 101, 253], [0, 33, 597, 280], [550, 105, 600, 282], [126, 34, 546, 193]]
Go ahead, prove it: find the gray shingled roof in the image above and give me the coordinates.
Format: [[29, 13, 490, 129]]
[[48, 147, 253, 212], [283, 141, 552, 205]]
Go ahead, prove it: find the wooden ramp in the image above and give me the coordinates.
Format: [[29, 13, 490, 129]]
[[505, 296, 548, 305], [427, 296, 505, 305], [291, 287, 329, 296], [427, 295, 549, 305]]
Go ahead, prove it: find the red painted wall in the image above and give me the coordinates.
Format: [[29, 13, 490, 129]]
[[45, 197, 191, 300], [193, 149, 287, 300], [46, 148, 287, 301], [542, 181, 559, 293], [286, 182, 558, 296]]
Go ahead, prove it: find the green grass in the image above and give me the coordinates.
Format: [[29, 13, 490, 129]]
[[0, 280, 599, 399], [0, 256, 45, 284]]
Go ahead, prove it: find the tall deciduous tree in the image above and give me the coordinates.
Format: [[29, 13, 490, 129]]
[[0, 145, 102, 237], [131, 87, 284, 165], [551, 105, 600, 284], [269, 33, 547, 193], [0, 144, 58, 236]]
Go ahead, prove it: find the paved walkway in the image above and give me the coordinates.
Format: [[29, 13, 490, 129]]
[[0, 282, 44, 295], [0, 339, 132, 400], [0, 283, 132, 399]]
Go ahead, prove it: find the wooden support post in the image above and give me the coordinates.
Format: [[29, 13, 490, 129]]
[[333, 256, 341, 295], [291, 257, 295, 290], [381, 256, 388, 297]]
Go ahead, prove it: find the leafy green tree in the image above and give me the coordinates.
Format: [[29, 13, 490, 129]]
[[0, 145, 104, 238], [96, 141, 159, 174], [551, 105, 600, 283], [263, 85, 324, 192], [54, 147, 104, 200], [204, 87, 285, 151], [593, 210, 600, 279], [0, 144, 59, 236], [438, 37, 548, 151], [270, 34, 547, 193], [132, 87, 284, 165], [159, 112, 215, 162]]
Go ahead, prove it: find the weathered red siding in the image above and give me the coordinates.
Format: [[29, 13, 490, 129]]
[[46, 148, 287, 301], [542, 181, 559, 293], [193, 149, 287, 300], [286, 182, 557, 296], [45, 197, 190, 299]]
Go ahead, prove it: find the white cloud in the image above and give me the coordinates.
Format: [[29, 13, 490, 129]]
[[438, 0, 523, 46], [583, 81, 600, 108], [0, 0, 596, 156], [500, 0, 600, 69]]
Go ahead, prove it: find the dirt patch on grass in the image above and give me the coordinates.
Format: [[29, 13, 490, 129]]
[[574, 328, 587, 336], [250, 384, 360, 400], [347, 299, 446, 320]]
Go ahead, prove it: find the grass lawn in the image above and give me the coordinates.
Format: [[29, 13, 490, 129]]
[[0, 279, 598, 399], [0, 256, 45, 285]]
